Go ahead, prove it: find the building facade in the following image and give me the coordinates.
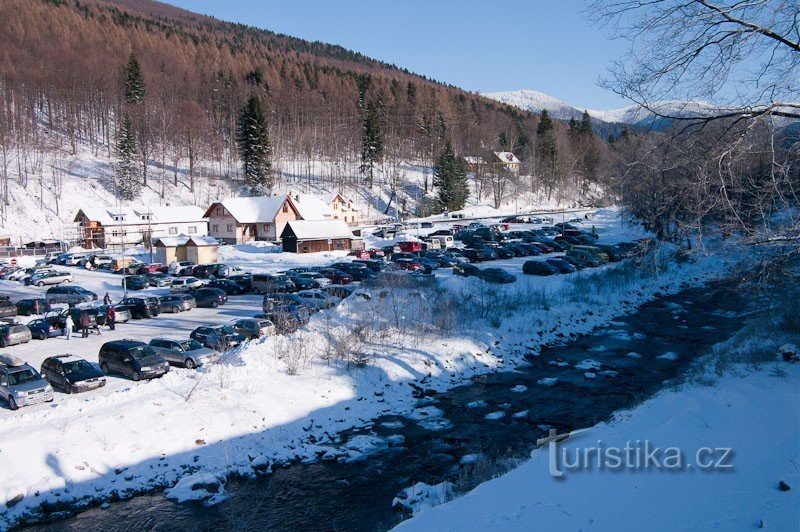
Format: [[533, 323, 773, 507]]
[[74, 206, 208, 249], [204, 195, 301, 245]]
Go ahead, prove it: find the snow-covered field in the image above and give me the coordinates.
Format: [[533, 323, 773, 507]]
[[395, 364, 800, 531], [0, 210, 751, 527]]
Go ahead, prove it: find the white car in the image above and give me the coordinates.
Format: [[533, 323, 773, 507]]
[[9, 267, 56, 282], [168, 261, 196, 276], [298, 271, 331, 287], [296, 289, 340, 310], [65, 254, 88, 266], [170, 276, 203, 293]]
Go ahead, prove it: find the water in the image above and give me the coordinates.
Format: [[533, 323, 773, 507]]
[[25, 279, 750, 532]]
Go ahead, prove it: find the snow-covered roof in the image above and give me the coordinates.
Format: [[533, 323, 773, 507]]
[[155, 236, 190, 247], [283, 220, 354, 240], [494, 151, 521, 164], [207, 196, 295, 224], [464, 156, 485, 165], [293, 194, 335, 220], [186, 236, 218, 247], [76, 205, 207, 226]]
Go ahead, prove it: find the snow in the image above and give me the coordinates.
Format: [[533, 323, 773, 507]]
[[395, 365, 800, 531], [211, 195, 292, 224], [283, 219, 354, 240], [292, 194, 336, 220]]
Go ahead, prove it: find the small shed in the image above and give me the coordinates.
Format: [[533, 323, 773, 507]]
[[185, 235, 219, 265], [154, 236, 189, 264], [281, 220, 355, 254]]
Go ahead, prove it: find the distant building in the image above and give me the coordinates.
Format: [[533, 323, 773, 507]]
[[280, 220, 359, 254], [204, 195, 301, 245], [154, 235, 218, 265], [74, 206, 208, 249], [493, 151, 521, 175], [293, 193, 360, 226], [463, 156, 486, 172]]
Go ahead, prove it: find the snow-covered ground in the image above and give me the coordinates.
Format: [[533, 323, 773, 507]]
[[395, 363, 800, 531], [0, 210, 750, 527]]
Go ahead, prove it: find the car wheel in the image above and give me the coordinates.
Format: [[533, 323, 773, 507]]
[[65, 382, 73, 394], [131, 371, 141, 382], [8, 396, 19, 410], [100, 362, 109, 374], [38, 331, 46, 341], [172, 306, 180, 314], [185, 359, 196, 369], [211, 301, 219, 308], [36, 281, 45, 287], [0, 338, 5, 348]]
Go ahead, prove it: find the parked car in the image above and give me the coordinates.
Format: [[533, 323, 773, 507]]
[[571, 245, 610, 263], [0, 323, 33, 347], [318, 268, 353, 285], [46, 285, 97, 305], [98, 340, 170, 381], [123, 275, 150, 290], [480, 268, 517, 284], [190, 325, 245, 351], [0, 355, 54, 409], [296, 271, 331, 287], [394, 258, 424, 272], [565, 249, 602, 267], [522, 260, 559, 276], [60, 306, 104, 331], [28, 270, 73, 287], [594, 244, 626, 262], [251, 273, 296, 294], [144, 272, 172, 287], [168, 260, 196, 276], [347, 249, 371, 259], [192, 263, 233, 279], [257, 308, 310, 334], [119, 296, 161, 319], [462, 248, 485, 263], [232, 318, 276, 340], [352, 259, 388, 273], [40, 355, 106, 393], [227, 273, 253, 292], [563, 255, 588, 270], [170, 276, 203, 293], [136, 263, 169, 274], [208, 279, 247, 295], [0, 296, 17, 319], [262, 293, 308, 313], [158, 294, 196, 313], [14, 298, 49, 316], [287, 275, 321, 291], [296, 289, 340, 310], [453, 263, 482, 277], [192, 288, 228, 308], [546, 257, 578, 274], [26, 318, 65, 340], [148, 338, 220, 369]]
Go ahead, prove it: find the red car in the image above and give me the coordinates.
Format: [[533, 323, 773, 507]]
[[398, 241, 423, 253], [394, 259, 423, 271], [319, 268, 353, 284], [138, 263, 169, 274], [347, 250, 371, 259], [531, 242, 555, 253]]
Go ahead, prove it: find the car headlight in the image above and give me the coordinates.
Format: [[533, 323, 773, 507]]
[[13, 390, 28, 397], [140, 366, 152, 371], [44, 385, 53, 392]]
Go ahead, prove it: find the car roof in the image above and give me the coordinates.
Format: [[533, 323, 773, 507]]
[[105, 339, 146, 348]]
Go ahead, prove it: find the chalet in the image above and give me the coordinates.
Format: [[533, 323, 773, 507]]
[[463, 156, 486, 172], [493, 151, 521, 175], [280, 220, 359, 254], [74, 206, 208, 249], [154, 235, 218, 265], [204, 195, 301, 244], [293, 193, 359, 226]]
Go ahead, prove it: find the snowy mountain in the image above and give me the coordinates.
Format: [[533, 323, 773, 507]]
[[482, 89, 717, 127]]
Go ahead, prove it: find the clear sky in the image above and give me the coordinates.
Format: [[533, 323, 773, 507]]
[[164, 0, 631, 110]]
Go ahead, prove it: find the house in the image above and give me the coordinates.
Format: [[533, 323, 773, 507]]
[[293, 193, 359, 227], [463, 156, 486, 172], [154, 235, 218, 265], [74, 205, 208, 249], [280, 220, 359, 254], [204, 195, 301, 244], [493, 151, 521, 175]]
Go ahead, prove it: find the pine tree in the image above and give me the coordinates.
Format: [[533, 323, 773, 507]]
[[236, 95, 272, 194], [124, 54, 146, 105], [535, 110, 558, 198], [360, 101, 383, 187], [433, 141, 469, 212], [115, 114, 140, 200]]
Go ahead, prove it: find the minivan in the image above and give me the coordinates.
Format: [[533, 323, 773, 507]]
[[98, 340, 170, 381], [251, 273, 296, 294], [0, 355, 54, 409], [570, 245, 609, 263], [45, 285, 98, 305]]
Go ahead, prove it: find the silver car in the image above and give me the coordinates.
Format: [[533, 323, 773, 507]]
[[148, 338, 220, 369], [0, 356, 54, 410], [0, 324, 32, 347], [232, 318, 276, 340], [29, 271, 73, 287]]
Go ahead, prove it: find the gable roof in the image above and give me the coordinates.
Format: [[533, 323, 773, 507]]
[[205, 195, 297, 224], [154, 236, 190, 247], [293, 194, 335, 220], [281, 220, 354, 240], [494, 151, 521, 164], [186, 235, 218, 247], [75, 205, 207, 226]]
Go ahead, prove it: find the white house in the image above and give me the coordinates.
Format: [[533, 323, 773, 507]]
[[204, 195, 302, 244], [74, 205, 208, 249], [293, 193, 360, 226], [493, 151, 521, 174]]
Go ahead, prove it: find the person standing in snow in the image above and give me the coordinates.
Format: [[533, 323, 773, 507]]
[[80, 310, 91, 338], [103, 292, 112, 305], [106, 305, 116, 331], [64, 313, 74, 340]]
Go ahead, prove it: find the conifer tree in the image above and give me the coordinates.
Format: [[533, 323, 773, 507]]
[[236, 94, 272, 194], [124, 54, 146, 105], [360, 101, 383, 187], [115, 114, 140, 200], [433, 141, 469, 212]]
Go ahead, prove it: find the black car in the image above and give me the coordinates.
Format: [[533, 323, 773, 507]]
[[192, 263, 231, 279], [119, 296, 161, 319], [98, 340, 170, 381], [493, 246, 516, 260], [462, 248, 485, 263], [122, 275, 150, 290], [0, 296, 17, 319], [288, 275, 321, 291], [208, 279, 247, 295], [522, 260, 559, 276], [546, 258, 578, 274], [352, 259, 387, 273], [480, 268, 517, 284], [454, 263, 482, 277], [190, 325, 245, 351], [62, 307, 105, 330], [192, 287, 228, 308], [227, 273, 252, 292], [15, 298, 50, 316], [41, 355, 106, 393]]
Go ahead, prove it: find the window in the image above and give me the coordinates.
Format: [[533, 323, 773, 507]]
[[168, 227, 178, 235], [227, 224, 234, 232], [188, 226, 197, 234], [141, 214, 151, 221], [113, 214, 125, 222], [263, 224, 269, 231], [282, 203, 289, 213], [212, 225, 219, 233]]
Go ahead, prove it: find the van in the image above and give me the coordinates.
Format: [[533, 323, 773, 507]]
[[252, 273, 295, 294], [430, 235, 454, 248], [98, 340, 170, 381], [565, 248, 602, 267], [570, 245, 609, 263]]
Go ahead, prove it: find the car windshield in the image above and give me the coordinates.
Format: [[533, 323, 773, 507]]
[[179, 340, 204, 351], [128, 345, 156, 360], [8, 368, 41, 385], [216, 326, 235, 335], [64, 360, 93, 374]]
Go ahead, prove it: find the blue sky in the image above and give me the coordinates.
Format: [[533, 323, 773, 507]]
[[166, 0, 630, 110]]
